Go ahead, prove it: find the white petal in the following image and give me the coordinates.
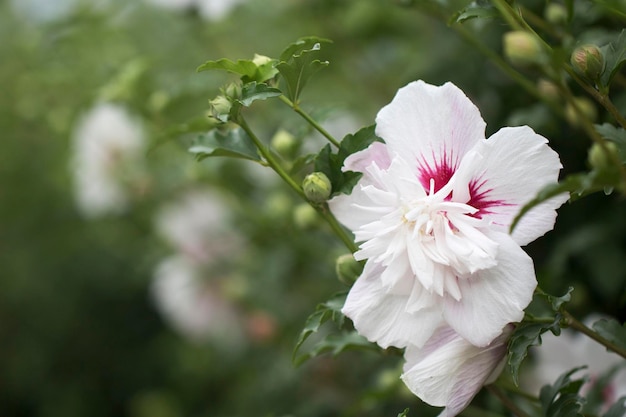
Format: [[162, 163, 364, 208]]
[[443, 232, 536, 347], [452, 126, 567, 246], [401, 326, 510, 417], [343, 141, 391, 174], [342, 261, 443, 349], [375, 81, 486, 193]]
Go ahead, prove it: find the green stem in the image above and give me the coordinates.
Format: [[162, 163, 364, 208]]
[[279, 95, 341, 148], [486, 385, 533, 417], [562, 310, 626, 360], [238, 114, 357, 253]]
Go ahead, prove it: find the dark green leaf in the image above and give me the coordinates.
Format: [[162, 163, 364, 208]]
[[595, 123, 626, 162], [276, 37, 332, 102], [292, 292, 347, 365], [238, 82, 282, 107], [546, 287, 573, 311], [539, 367, 587, 417], [603, 396, 626, 417], [510, 171, 621, 232], [508, 314, 563, 385], [450, 0, 498, 24], [314, 125, 381, 196], [293, 331, 377, 367], [600, 30, 626, 88], [189, 127, 261, 162], [592, 318, 626, 351]]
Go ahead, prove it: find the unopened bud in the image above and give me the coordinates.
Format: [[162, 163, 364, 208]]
[[537, 79, 560, 102], [571, 45, 604, 81], [271, 129, 298, 157], [224, 83, 241, 100], [293, 203, 318, 229], [210, 95, 231, 116], [252, 54, 273, 67], [588, 141, 620, 172], [503, 31, 543, 67], [544, 3, 567, 24], [335, 254, 363, 286], [565, 97, 597, 126], [302, 172, 332, 203]]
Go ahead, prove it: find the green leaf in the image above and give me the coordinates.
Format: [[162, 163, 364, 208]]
[[292, 292, 347, 365], [510, 171, 620, 232], [539, 367, 587, 417], [189, 127, 261, 162], [397, 408, 410, 417], [314, 125, 381, 196], [595, 123, 626, 162], [450, 0, 498, 24], [196, 56, 278, 83], [238, 82, 282, 107], [592, 318, 626, 351], [276, 37, 333, 102], [600, 29, 626, 88], [279, 36, 333, 63], [508, 314, 563, 385], [603, 396, 626, 417], [546, 286, 573, 311], [293, 331, 377, 367]]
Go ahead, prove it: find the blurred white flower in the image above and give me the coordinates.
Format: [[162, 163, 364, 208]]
[[329, 80, 566, 349], [151, 255, 245, 347], [143, 0, 245, 21], [402, 325, 511, 417], [70, 102, 146, 218], [524, 317, 626, 411], [155, 189, 243, 264]]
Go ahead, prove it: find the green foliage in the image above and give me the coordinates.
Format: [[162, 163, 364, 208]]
[[539, 367, 587, 417], [397, 408, 410, 417], [450, 0, 498, 24], [293, 331, 377, 367], [599, 29, 626, 89], [276, 36, 332, 103], [314, 125, 380, 196], [197, 56, 278, 83], [189, 127, 261, 162], [592, 318, 626, 351], [595, 123, 626, 162], [239, 82, 282, 106]]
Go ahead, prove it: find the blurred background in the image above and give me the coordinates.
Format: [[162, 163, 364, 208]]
[[0, 0, 624, 416]]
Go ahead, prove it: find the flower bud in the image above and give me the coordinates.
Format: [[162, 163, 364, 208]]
[[537, 79, 560, 102], [588, 141, 620, 172], [503, 31, 543, 67], [544, 3, 567, 25], [224, 82, 241, 100], [302, 172, 332, 203], [293, 203, 318, 229], [570, 45, 604, 81], [252, 54, 273, 67], [565, 97, 597, 127], [210, 95, 232, 119], [335, 254, 363, 286], [271, 129, 298, 157]]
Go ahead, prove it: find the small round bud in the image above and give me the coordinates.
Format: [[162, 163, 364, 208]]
[[565, 97, 597, 127], [335, 254, 363, 286], [544, 3, 567, 25], [588, 141, 620, 172], [503, 31, 543, 67], [571, 45, 604, 81], [293, 203, 318, 229], [224, 82, 241, 100], [210, 95, 232, 116], [302, 172, 332, 203], [537, 79, 560, 102], [271, 129, 298, 157]]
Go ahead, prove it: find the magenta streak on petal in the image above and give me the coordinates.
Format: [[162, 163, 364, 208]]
[[416, 147, 457, 195], [467, 177, 513, 218]]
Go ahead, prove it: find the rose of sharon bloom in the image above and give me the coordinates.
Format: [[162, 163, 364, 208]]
[[329, 80, 566, 348], [70, 102, 145, 218], [402, 325, 512, 417]]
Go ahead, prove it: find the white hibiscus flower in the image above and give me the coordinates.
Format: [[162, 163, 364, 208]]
[[329, 80, 566, 348]]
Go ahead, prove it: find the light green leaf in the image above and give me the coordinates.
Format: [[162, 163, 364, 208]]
[[238, 82, 282, 107], [600, 29, 626, 88], [397, 408, 410, 417], [196, 57, 278, 83], [276, 37, 333, 102], [189, 127, 261, 162]]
